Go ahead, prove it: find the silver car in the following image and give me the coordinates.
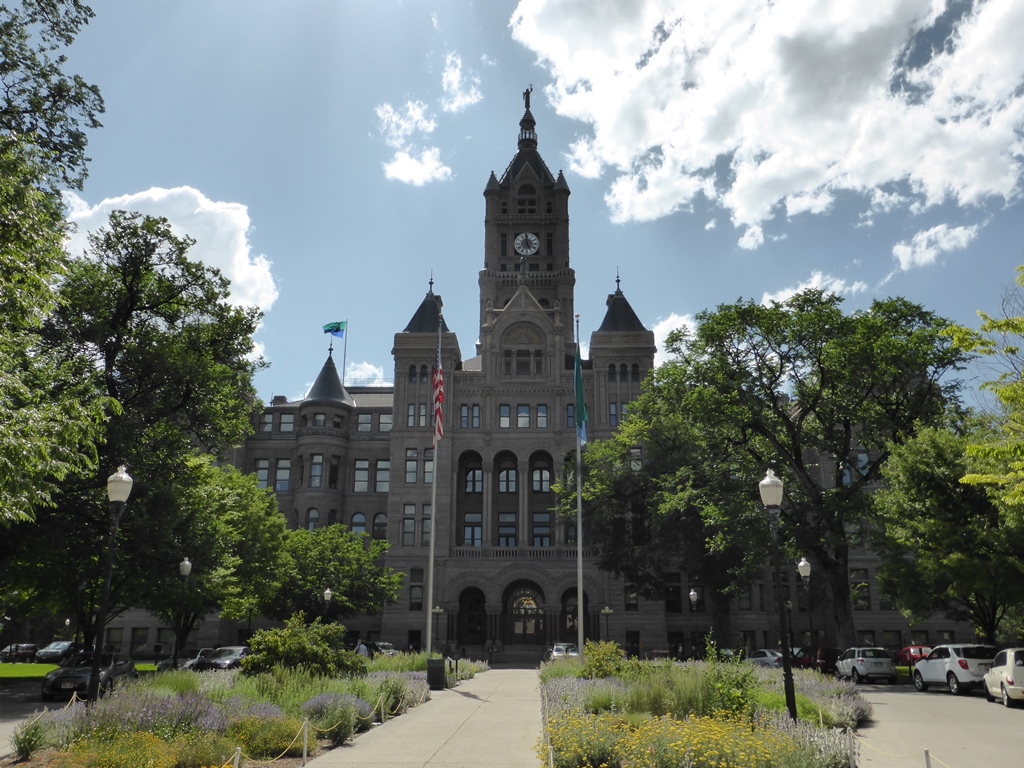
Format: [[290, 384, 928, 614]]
[[836, 647, 897, 684], [41, 651, 137, 700], [982, 647, 1024, 707]]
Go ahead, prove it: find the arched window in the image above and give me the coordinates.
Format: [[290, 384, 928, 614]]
[[608, 364, 616, 382], [307, 508, 319, 531], [498, 462, 517, 493], [631, 364, 640, 382], [620, 364, 628, 381], [420, 365, 429, 383], [351, 512, 366, 535], [466, 467, 483, 492], [532, 466, 551, 493], [372, 513, 387, 540], [408, 365, 417, 383]]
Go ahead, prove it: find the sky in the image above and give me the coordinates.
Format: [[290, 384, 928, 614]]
[[61, 0, 1024, 404]]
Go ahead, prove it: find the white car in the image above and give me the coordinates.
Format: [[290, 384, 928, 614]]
[[982, 647, 1024, 707], [913, 643, 996, 695], [836, 647, 897, 684], [745, 649, 782, 667], [545, 643, 579, 660]]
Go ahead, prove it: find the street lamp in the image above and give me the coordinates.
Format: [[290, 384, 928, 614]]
[[323, 588, 333, 620], [689, 588, 699, 659], [431, 605, 445, 648], [600, 606, 613, 640], [759, 468, 797, 721], [64, 618, 70, 639], [797, 556, 812, 649], [173, 557, 192, 669], [87, 465, 133, 703]]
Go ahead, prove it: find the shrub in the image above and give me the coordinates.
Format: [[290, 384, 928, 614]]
[[11, 712, 49, 760], [580, 639, 624, 679], [226, 712, 305, 758], [241, 612, 365, 677], [67, 731, 177, 768]]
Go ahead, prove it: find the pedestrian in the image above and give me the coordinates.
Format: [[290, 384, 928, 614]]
[[356, 640, 368, 657]]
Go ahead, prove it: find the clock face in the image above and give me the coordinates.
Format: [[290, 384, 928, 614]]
[[514, 232, 540, 256]]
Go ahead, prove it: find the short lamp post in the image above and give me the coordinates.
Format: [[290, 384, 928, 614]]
[[64, 618, 70, 639], [759, 468, 797, 721], [797, 556, 812, 649], [431, 605, 445, 647], [172, 557, 192, 669], [323, 588, 333, 619], [689, 588, 699, 658], [87, 465, 133, 703], [600, 606, 613, 640]]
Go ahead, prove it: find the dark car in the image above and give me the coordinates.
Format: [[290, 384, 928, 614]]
[[41, 651, 137, 700], [191, 645, 249, 671], [35, 641, 83, 664], [814, 647, 843, 675], [1, 643, 39, 663]]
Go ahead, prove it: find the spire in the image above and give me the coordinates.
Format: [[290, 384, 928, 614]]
[[597, 275, 649, 333], [403, 278, 452, 333], [305, 351, 354, 404], [498, 88, 555, 186]]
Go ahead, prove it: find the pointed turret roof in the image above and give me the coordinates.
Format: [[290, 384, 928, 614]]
[[498, 97, 556, 187], [305, 352, 355, 404], [402, 278, 451, 334], [597, 276, 649, 333]]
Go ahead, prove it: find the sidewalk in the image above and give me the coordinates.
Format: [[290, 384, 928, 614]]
[[307, 667, 543, 768]]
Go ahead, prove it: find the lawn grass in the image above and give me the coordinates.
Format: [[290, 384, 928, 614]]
[[0, 663, 55, 680]]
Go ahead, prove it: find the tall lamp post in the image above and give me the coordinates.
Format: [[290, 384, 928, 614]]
[[173, 557, 191, 669], [87, 465, 133, 703], [759, 468, 797, 721], [797, 556, 812, 649], [688, 588, 699, 658], [600, 606, 613, 640]]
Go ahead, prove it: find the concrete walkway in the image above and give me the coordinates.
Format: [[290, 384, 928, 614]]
[[307, 667, 543, 768]]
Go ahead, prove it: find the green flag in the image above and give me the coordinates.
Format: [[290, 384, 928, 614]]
[[574, 343, 588, 443], [322, 321, 346, 339]]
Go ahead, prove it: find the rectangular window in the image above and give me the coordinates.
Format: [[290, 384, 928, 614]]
[[546, 232, 553, 255], [402, 518, 415, 546], [353, 460, 369, 492], [499, 404, 511, 428], [405, 448, 418, 483], [460, 404, 469, 428], [357, 414, 372, 432], [500, 233, 507, 257], [375, 460, 390, 493], [625, 587, 639, 612], [407, 404, 416, 427], [259, 414, 273, 432], [403, 503, 416, 517], [421, 518, 431, 546], [463, 512, 483, 547], [465, 469, 483, 492], [536, 404, 548, 428], [471, 405, 480, 428], [313, 413, 327, 427], [498, 513, 517, 547], [419, 403, 427, 427], [532, 511, 551, 547], [279, 414, 294, 432], [850, 568, 871, 611], [517, 404, 530, 428], [310, 454, 323, 489], [738, 588, 752, 611], [410, 585, 423, 611], [424, 450, 433, 484], [664, 573, 682, 614], [609, 402, 618, 427], [379, 413, 392, 432], [274, 459, 290, 492], [567, 404, 575, 428], [255, 459, 269, 489]]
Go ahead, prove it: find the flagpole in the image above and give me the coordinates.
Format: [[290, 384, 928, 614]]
[[575, 315, 585, 664], [341, 319, 348, 385], [426, 313, 443, 655]]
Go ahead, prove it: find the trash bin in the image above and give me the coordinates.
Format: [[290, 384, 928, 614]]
[[427, 658, 446, 690]]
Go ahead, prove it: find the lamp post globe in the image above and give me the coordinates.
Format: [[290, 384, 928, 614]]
[[600, 606, 613, 639], [759, 469, 797, 721], [688, 589, 699, 658], [88, 465, 133, 703], [797, 556, 813, 649]]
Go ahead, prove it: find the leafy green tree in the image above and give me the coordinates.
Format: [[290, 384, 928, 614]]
[[576, 290, 967, 647], [873, 422, 1024, 643], [242, 613, 365, 677], [265, 525, 404, 624], [0, 0, 104, 190]]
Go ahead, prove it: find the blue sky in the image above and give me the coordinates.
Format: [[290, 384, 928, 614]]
[[62, 0, 1024, 403]]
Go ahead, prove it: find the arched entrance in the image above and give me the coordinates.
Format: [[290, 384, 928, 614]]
[[501, 581, 546, 645], [457, 587, 487, 645]]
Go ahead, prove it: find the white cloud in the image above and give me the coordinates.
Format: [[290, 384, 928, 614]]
[[345, 361, 388, 387], [510, 0, 1024, 247], [704, 219, 716, 230], [375, 101, 436, 149], [761, 270, 868, 306], [891, 223, 980, 271], [63, 187, 278, 311], [652, 312, 695, 365], [441, 52, 483, 113], [382, 147, 452, 185]]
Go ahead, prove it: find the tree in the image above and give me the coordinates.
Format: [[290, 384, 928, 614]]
[[873, 422, 1024, 643], [5, 210, 268, 645], [577, 290, 967, 647], [264, 525, 404, 624], [0, 0, 104, 190]]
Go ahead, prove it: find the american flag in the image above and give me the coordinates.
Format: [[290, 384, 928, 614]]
[[432, 333, 444, 447]]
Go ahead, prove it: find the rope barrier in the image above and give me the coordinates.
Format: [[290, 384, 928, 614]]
[[852, 731, 957, 767]]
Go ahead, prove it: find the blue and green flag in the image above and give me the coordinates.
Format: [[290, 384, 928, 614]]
[[323, 321, 346, 339], [574, 343, 588, 444]]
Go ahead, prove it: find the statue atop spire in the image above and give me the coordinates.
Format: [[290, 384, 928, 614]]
[[523, 85, 532, 110]]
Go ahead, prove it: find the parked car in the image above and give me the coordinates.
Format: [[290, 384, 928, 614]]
[[814, 647, 843, 676], [40, 651, 137, 700], [982, 647, 1024, 707], [789, 648, 817, 669], [191, 645, 249, 671], [368, 641, 398, 657], [544, 642, 579, 661], [836, 647, 897, 684], [895, 645, 931, 667], [156, 647, 216, 672], [745, 649, 782, 667], [1, 643, 39, 662], [35, 641, 83, 664], [913, 643, 997, 695]]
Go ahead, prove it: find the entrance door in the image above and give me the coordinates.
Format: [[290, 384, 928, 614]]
[[502, 583, 545, 645], [458, 587, 487, 645]]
